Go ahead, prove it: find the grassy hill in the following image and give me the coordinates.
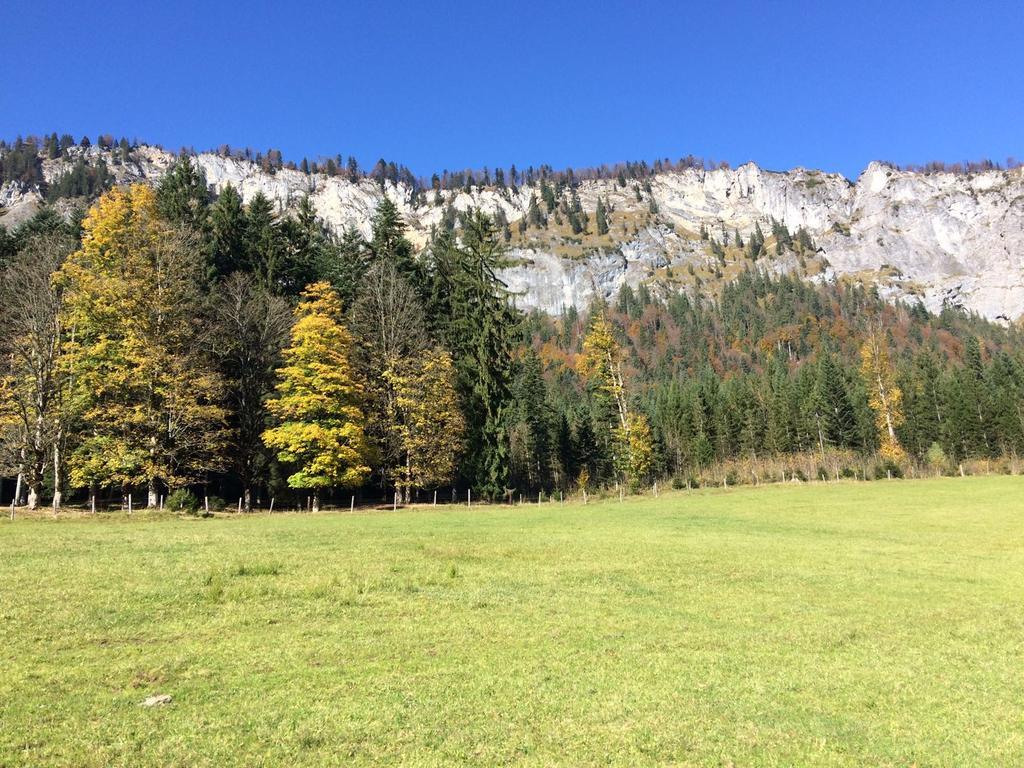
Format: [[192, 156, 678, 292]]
[[2, 477, 1022, 766]]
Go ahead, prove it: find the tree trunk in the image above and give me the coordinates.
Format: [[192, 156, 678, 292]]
[[13, 449, 25, 506], [52, 441, 63, 513], [311, 490, 320, 513], [148, 478, 158, 509], [27, 482, 40, 511], [243, 486, 252, 513]]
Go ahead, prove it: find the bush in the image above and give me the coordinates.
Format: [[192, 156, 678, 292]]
[[840, 466, 857, 479], [167, 489, 199, 514], [206, 495, 226, 512], [925, 442, 949, 473], [873, 461, 904, 480]]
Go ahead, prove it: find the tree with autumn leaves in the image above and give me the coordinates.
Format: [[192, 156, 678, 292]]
[[859, 329, 906, 462], [579, 312, 654, 491], [57, 185, 228, 506], [262, 282, 371, 511]]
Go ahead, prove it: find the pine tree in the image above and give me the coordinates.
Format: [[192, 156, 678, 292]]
[[244, 192, 282, 290], [263, 282, 371, 510], [540, 180, 557, 213], [811, 352, 859, 452], [902, 349, 944, 456], [509, 349, 553, 492], [959, 336, 994, 456], [426, 212, 519, 498], [156, 156, 210, 236], [278, 195, 332, 295], [596, 197, 609, 235], [526, 193, 545, 228], [209, 183, 247, 279], [369, 197, 419, 286]]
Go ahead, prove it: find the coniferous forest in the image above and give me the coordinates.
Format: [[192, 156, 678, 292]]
[[2, 156, 1023, 513]]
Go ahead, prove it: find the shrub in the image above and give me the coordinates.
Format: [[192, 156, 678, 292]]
[[873, 461, 904, 480], [166, 489, 198, 513], [925, 442, 949, 473]]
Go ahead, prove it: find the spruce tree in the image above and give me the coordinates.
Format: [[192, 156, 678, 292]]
[[369, 197, 420, 287], [156, 156, 210, 236], [425, 211, 519, 498], [244, 192, 282, 290], [209, 184, 247, 279], [596, 197, 609, 235]]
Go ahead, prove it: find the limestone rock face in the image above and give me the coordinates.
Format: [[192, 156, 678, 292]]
[[3, 146, 1022, 320]]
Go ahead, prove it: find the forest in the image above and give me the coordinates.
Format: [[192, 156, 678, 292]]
[[1, 156, 1023, 513]]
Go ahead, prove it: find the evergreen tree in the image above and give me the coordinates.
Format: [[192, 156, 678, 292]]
[[156, 156, 210, 236], [426, 211, 519, 498], [596, 197, 609, 235], [526, 193, 545, 228], [509, 349, 553, 492], [811, 352, 859, 451], [369, 197, 420, 287], [209, 183, 247, 278], [244, 192, 283, 290]]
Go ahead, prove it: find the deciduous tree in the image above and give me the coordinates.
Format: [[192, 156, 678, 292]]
[[263, 282, 371, 510], [57, 185, 228, 506]]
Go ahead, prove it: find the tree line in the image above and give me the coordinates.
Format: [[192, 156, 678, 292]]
[[1, 157, 1022, 513]]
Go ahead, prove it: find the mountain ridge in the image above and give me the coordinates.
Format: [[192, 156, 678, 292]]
[[2, 143, 1023, 322]]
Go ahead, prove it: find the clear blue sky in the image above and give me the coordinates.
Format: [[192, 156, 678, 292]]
[[2, 0, 1021, 180]]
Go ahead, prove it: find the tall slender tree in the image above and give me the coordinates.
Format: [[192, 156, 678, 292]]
[[263, 282, 371, 511]]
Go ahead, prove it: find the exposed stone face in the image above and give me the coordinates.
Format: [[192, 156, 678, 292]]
[[3, 146, 1023, 320]]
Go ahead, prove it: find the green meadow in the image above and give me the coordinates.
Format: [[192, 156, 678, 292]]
[[1, 477, 1022, 766]]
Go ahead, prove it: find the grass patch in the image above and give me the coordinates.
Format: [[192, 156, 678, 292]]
[[1, 477, 1023, 765]]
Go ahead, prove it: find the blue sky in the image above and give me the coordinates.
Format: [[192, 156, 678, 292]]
[[2, 0, 1021, 180]]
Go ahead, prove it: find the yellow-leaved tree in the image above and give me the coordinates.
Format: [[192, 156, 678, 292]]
[[57, 185, 227, 507], [388, 347, 465, 503], [579, 312, 653, 490], [859, 329, 906, 462], [263, 282, 371, 511]]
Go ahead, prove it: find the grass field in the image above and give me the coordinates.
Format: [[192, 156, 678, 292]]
[[2, 477, 1023, 766]]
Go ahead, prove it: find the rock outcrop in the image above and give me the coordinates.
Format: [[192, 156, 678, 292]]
[[3, 145, 1022, 321]]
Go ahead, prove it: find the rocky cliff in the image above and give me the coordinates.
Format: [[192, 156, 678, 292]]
[[2, 145, 1022, 321]]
